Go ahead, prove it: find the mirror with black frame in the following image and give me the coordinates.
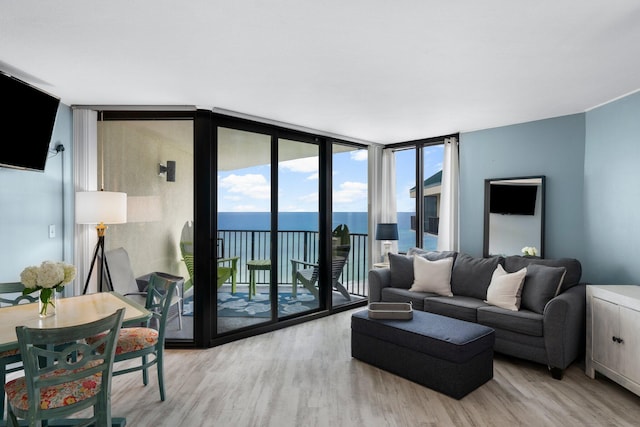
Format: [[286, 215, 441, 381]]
[[483, 176, 545, 258]]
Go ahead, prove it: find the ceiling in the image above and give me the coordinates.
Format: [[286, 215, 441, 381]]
[[2, 1, 640, 144]]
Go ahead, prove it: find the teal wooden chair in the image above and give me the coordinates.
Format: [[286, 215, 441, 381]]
[[4, 308, 124, 427], [87, 272, 179, 401], [0, 282, 38, 423]]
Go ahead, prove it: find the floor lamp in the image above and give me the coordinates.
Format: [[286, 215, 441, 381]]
[[76, 190, 127, 294]]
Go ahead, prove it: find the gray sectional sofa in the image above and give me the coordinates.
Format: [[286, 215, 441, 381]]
[[368, 248, 585, 379]]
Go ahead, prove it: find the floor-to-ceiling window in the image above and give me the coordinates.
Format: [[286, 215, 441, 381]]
[[332, 143, 369, 305], [389, 138, 447, 252]]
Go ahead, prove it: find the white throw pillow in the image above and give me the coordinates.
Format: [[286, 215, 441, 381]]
[[409, 256, 454, 296], [484, 264, 527, 311]]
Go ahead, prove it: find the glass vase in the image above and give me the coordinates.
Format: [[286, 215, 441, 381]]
[[38, 290, 57, 318]]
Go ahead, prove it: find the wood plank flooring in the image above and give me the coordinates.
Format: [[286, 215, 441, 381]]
[[101, 308, 640, 426]]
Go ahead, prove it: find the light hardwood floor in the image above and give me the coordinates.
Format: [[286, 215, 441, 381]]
[[102, 308, 640, 426]]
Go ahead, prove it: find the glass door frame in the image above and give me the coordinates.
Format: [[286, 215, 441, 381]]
[[207, 113, 342, 347]]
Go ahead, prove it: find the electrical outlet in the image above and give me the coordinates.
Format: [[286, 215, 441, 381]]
[[49, 224, 55, 238]]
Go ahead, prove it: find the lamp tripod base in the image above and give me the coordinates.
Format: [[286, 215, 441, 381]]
[[82, 234, 114, 294]]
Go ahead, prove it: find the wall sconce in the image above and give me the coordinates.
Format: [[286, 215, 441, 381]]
[[158, 161, 176, 182]]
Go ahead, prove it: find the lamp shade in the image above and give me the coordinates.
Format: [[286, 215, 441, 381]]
[[375, 223, 398, 241], [75, 191, 127, 224]]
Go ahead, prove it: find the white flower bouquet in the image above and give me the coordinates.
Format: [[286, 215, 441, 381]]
[[521, 246, 538, 257], [20, 261, 76, 316]]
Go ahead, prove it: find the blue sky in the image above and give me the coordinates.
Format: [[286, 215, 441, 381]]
[[218, 145, 443, 213], [219, 148, 368, 212], [395, 145, 444, 212]]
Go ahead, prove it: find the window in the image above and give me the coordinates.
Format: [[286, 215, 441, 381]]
[[391, 141, 445, 252]]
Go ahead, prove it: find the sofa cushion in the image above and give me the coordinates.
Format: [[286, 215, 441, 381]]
[[409, 256, 453, 296], [381, 287, 436, 311], [423, 296, 488, 323], [451, 253, 504, 299], [521, 264, 566, 314], [477, 305, 543, 337], [407, 247, 458, 263], [388, 253, 414, 289], [484, 265, 527, 311], [503, 256, 581, 292]]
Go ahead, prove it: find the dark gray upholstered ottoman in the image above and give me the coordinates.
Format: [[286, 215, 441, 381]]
[[351, 309, 495, 399]]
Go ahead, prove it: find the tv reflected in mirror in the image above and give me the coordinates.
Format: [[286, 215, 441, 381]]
[[489, 183, 538, 215], [484, 176, 545, 258]]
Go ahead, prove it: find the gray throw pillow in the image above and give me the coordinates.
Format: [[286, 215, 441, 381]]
[[503, 256, 581, 292], [389, 253, 414, 289], [451, 253, 504, 299], [407, 247, 458, 263], [521, 264, 566, 314]]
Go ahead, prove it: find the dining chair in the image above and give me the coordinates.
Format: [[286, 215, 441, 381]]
[[4, 308, 124, 427], [0, 282, 38, 423], [87, 272, 179, 401]]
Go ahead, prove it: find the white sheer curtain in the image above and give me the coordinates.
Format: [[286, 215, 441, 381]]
[[380, 149, 398, 257], [73, 108, 98, 296], [368, 145, 397, 264], [437, 137, 459, 251]]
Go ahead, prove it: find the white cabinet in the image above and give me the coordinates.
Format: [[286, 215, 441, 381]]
[[586, 285, 640, 396]]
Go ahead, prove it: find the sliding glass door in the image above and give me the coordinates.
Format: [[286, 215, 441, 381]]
[[217, 127, 273, 334], [278, 138, 320, 317], [332, 143, 368, 307]]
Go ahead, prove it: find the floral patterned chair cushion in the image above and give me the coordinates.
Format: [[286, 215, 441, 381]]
[[0, 348, 20, 358], [87, 327, 158, 355], [5, 362, 103, 411]]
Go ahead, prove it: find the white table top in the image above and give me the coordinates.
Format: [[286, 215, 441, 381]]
[[0, 292, 151, 352]]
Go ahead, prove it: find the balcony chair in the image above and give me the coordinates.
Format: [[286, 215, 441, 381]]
[[290, 224, 351, 301], [101, 247, 184, 330], [0, 282, 38, 423], [4, 308, 124, 427], [180, 221, 239, 296], [86, 272, 180, 402]]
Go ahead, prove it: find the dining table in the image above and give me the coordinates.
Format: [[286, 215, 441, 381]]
[[0, 291, 152, 426]]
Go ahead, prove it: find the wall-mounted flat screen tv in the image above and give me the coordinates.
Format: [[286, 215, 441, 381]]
[[0, 71, 60, 172], [490, 184, 538, 215]]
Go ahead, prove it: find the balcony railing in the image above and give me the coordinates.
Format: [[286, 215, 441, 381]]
[[218, 230, 369, 297]]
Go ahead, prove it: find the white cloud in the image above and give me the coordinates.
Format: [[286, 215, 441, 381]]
[[279, 157, 318, 173], [333, 181, 367, 204], [220, 174, 270, 199], [307, 173, 319, 181], [232, 204, 260, 211], [299, 192, 319, 204], [350, 150, 368, 161]]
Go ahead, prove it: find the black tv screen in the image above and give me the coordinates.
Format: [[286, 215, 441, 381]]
[[490, 184, 538, 215], [0, 72, 60, 171]]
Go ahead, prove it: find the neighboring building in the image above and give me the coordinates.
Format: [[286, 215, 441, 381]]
[[409, 170, 441, 235]]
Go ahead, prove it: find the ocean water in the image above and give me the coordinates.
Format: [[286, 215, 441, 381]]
[[218, 211, 436, 251]]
